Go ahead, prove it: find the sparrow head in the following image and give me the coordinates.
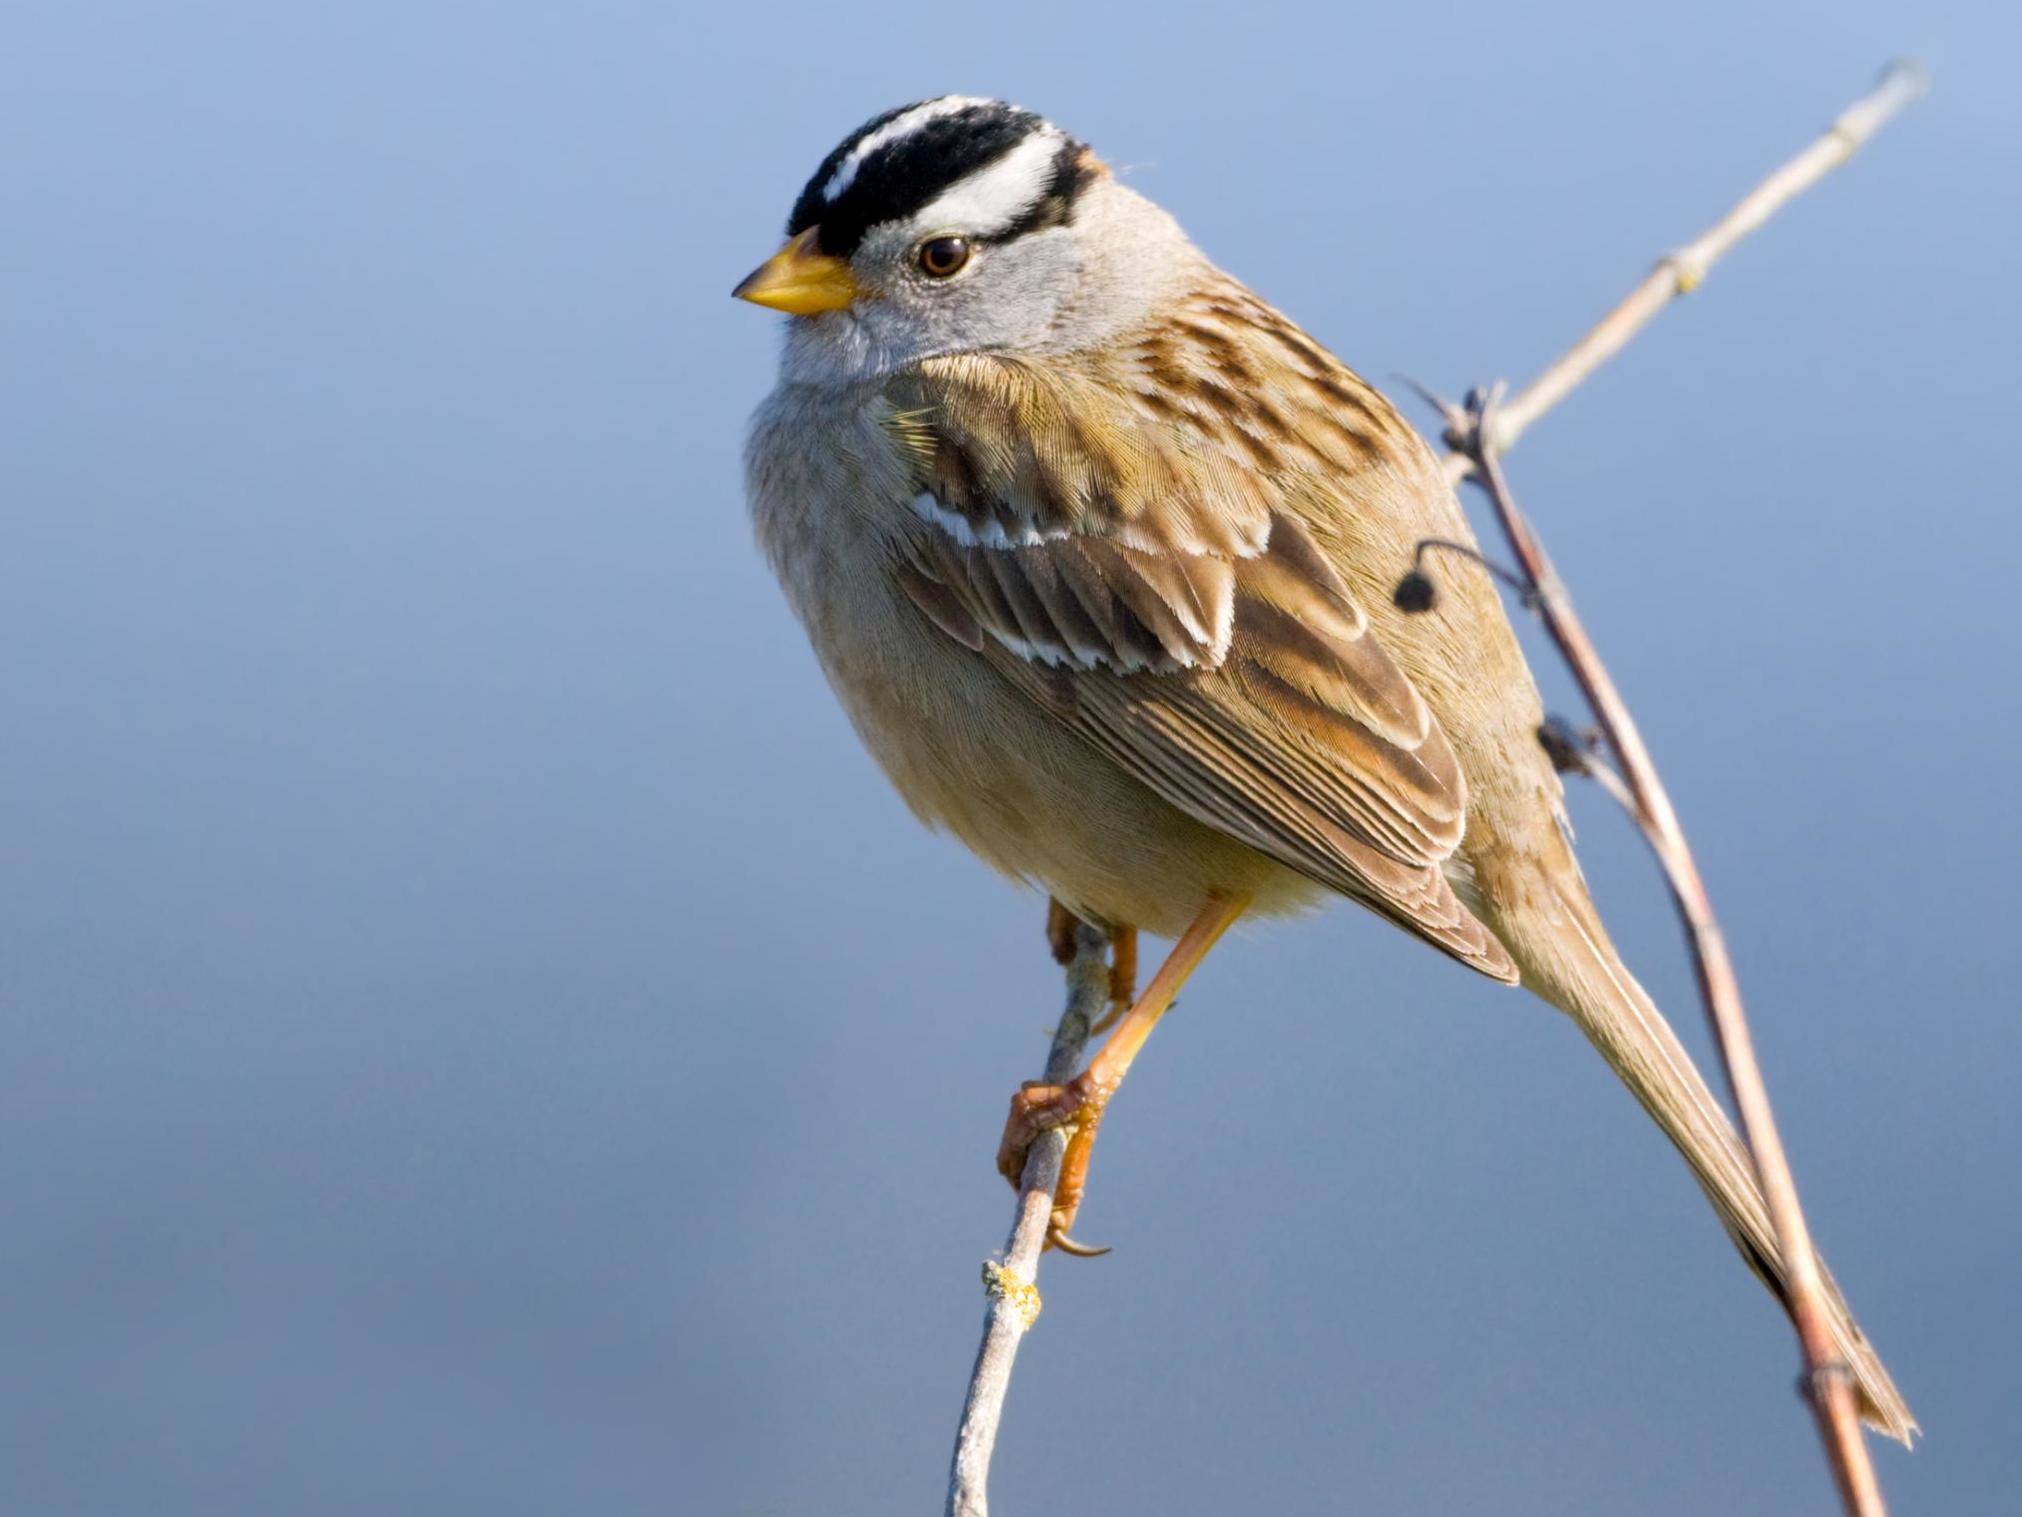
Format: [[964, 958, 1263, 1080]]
[[735, 97, 1198, 384]]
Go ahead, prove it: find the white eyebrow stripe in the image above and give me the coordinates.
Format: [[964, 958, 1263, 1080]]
[[822, 96, 997, 203], [908, 128, 1064, 236]]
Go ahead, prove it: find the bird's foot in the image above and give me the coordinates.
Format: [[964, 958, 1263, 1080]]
[[996, 1071, 1117, 1256]]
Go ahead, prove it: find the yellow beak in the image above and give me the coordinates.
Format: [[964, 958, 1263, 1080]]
[[732, 227, 861, 316]]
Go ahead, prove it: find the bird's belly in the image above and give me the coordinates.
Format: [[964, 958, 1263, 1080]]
[[787, 533, 1319, 936]]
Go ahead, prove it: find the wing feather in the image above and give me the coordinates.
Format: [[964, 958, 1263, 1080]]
[[884, 351, 1514, 980]]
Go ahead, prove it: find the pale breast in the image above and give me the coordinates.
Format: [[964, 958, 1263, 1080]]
[[744, 380, 1321, 934]]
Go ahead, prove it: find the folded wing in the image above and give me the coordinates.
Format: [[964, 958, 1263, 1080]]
[[887, 353, 1515, 980]]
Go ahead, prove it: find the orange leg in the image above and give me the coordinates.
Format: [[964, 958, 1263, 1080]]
[[998, 894, 1250, 1254], [1044, 904, 1135, 1029], [1089, 926, 1138, 1035]]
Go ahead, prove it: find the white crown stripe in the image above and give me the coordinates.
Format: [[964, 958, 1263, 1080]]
[[909, 129, 1064, 238], [822, 96, 998, 204]]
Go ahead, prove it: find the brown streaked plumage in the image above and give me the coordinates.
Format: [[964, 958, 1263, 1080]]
[[738, 97, 1915, 1443], [886, 336, 1514, 978]]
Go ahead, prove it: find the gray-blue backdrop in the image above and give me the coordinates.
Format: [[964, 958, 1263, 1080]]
[[5, 2, 2017, 1512]]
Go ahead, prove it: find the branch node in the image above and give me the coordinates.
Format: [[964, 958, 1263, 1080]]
[[982, 1260, 1043, 1332], [1661, 249, 1710, 294], [1393, 372, 1469, 438], [1802, 1360, 1859, 1403]]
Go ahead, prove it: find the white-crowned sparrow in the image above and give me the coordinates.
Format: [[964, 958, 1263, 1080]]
[[735, 97, 1912, 1440]]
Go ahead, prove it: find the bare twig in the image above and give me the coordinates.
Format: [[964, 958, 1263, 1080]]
[[1442, 59, 1927, 485], [945, 60, 1924, 1515], [1421, 69, 1929, 1502], [1443, 383, 1887, 1517], [946, 922, 1109, 1517]]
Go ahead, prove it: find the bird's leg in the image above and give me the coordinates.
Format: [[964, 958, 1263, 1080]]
[[1044, 897, 1080, 966], [1045, 902, 1134, 1030], [1089, 925, 1138, 1035], [998, 893, 1249, 1254]]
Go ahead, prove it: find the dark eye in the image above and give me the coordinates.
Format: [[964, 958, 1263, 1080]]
[[916, 236, 971, 278]]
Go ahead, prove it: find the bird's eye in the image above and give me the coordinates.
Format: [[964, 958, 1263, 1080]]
[[916, 236, 971, 279]]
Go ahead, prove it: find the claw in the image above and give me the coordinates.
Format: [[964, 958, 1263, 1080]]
[[1046, 1225, 1112, 1258], [995, 898, 1248, 1272]]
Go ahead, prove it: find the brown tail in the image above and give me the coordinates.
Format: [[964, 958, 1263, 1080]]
[[1493, 868, 1917, 1445]]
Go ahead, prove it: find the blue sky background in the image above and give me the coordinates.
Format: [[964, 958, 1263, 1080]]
[[5, 2, 2018, 1512]]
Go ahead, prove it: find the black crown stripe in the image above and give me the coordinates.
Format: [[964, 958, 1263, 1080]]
[[785, 100, 1086, 257]]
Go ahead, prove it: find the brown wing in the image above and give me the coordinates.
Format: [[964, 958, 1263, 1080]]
[[885, 352, 1515, 981]]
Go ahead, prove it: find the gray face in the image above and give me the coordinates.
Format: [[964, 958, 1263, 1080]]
[[769, 96, 1199, 387], [781, 216, 1088, 385]]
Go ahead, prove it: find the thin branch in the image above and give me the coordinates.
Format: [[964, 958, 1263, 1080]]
[[946, 922, 1110, 1517], [1445, 384, 1887, 1517], [944, 59, 1924, 1517], [1441, 59, 1927, 485]]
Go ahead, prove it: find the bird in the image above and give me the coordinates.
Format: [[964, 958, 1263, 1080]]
[[733, 95, 1914, 1442]]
